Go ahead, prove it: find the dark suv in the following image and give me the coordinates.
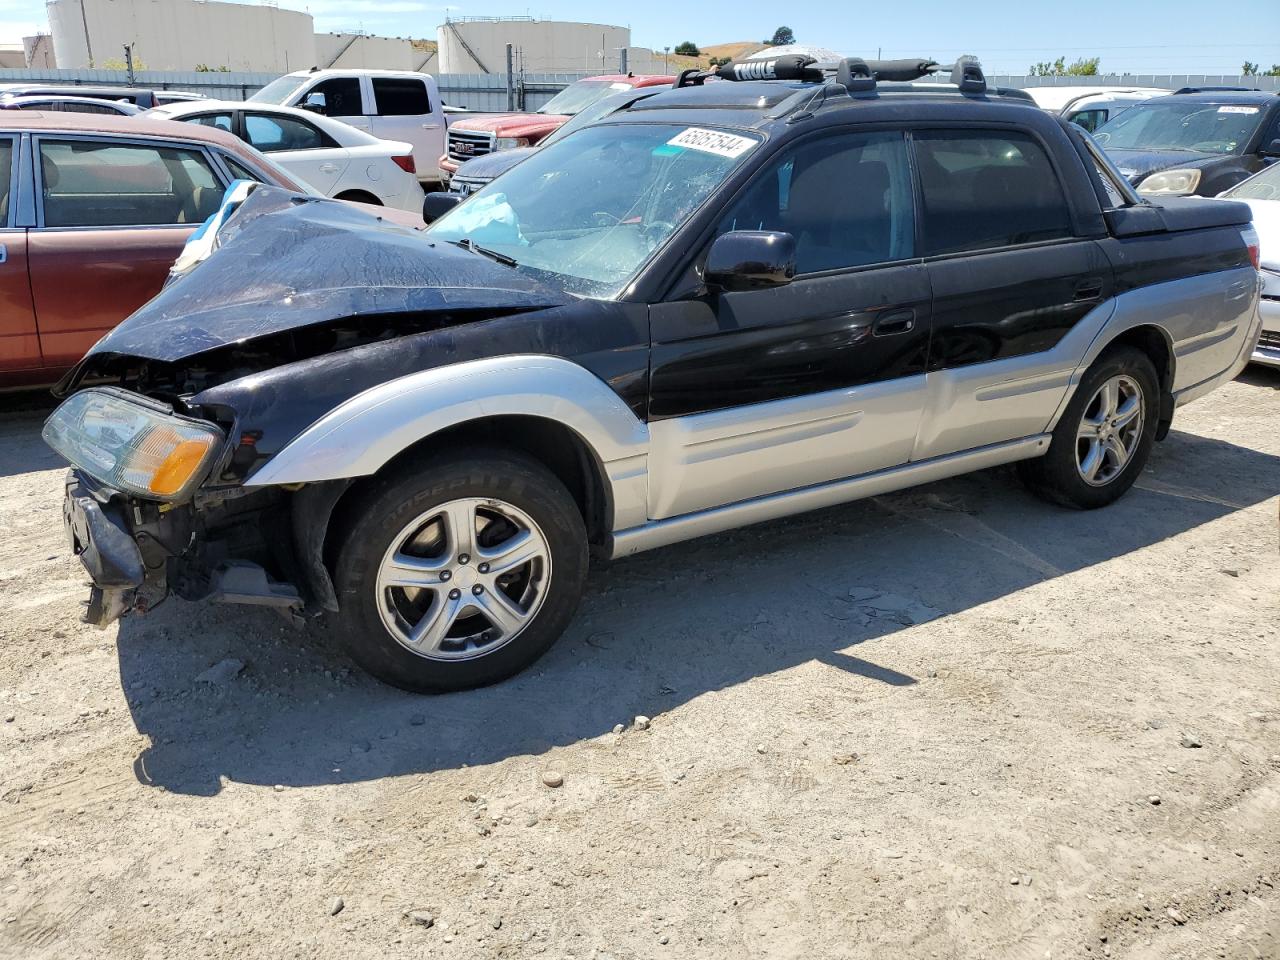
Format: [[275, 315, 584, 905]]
[[44, 56, 1261, 693], [1094, 88, 1280, 197]]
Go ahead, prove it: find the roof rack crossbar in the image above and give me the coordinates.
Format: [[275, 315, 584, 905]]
[[673, 53, 994, 99]]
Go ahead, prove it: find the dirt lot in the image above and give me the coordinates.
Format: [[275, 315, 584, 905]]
[[1, 370, 1278, 960]]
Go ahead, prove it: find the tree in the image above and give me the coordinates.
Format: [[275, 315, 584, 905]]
[[1242, 61, 1259, 76], [766, 26, 795, 46], [674, 41, 700, 57], [708, 56, 732, 68], [1029, 55, 1100, 77], [1269, 65, 1280, 77]]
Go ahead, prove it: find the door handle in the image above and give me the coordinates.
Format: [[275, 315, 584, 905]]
[[319, 162, 339, 174], [1073, 277, 1104, 301], [872, 308, 915, 337], [421, 123, 441, 130]]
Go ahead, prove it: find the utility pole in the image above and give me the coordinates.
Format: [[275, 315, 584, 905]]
[[505, 43, 515, 111], [123, 43, 135, 86]]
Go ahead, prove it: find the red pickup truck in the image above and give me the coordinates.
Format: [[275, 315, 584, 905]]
[[438, 73, 673, 180]]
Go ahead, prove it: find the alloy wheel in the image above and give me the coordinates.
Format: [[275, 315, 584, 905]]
[[1075, 374, 1144, 487]]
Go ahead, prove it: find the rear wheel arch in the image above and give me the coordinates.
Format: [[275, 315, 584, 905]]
[[1102, 324, 1175, 438], [334, 189, 382, 205]]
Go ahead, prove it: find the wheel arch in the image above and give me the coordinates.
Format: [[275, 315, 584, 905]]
[[1096, 323, 1176, 439], [333, 188, 382, 205]]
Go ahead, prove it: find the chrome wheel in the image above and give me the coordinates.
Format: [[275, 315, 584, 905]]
[[375, 497, 551, 660], [1075, 375, 1144, 487]]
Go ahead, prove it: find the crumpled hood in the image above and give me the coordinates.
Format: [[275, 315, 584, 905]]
[[1105, 148, 1224, 183], [79, 186, 570, 364], [452, 146, 538, 182]]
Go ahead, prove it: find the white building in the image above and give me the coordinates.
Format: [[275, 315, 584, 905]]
[[314, 33, 436, 72], [47, 0, 317, 72], [437, 18, 632, 75]]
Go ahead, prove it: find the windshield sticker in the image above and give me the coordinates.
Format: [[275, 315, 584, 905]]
[[1217, 105, 1259, 114], [666, 127, 756, 159]]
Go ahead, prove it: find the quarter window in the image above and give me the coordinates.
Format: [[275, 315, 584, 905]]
[[372, 78, 430, 116], [186, 112, 234, 132], [716, 131, 915, 273], [913, 130, 1074, 255], [244, 114, 332, 152], [38, 139, 225, 227]]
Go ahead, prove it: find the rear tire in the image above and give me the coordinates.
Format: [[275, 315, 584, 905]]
[[331, 449, 588, 692], [1018, 345, 1159, 509]]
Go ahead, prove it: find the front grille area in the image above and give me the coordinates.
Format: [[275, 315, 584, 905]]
[[1258, 330, 1280, 350], [448, 130, 495, 163]]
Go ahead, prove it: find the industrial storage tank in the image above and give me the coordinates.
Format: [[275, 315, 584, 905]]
[[437, 17, 630, 75], [48, 0, 316, 72]]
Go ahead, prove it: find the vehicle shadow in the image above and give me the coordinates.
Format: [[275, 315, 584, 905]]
[[0, 393, 62, 479], [117, 427, 1279, 796]]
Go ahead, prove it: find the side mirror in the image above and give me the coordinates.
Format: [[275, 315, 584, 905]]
[[1263, 138, 1280, 158], [704, 230, 796, 291], [422, 191, 463, 224], [300, 91, 326, 113]]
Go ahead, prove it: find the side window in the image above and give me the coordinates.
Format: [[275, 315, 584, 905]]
[[913, 130, 1074, 256], [185, 112, 234, 133], [372, 77, 430, 116], [63, 102, 122, 115], [307, 77, 362, 117], [715, 131, 915, 273], [1068, 109, 1107, 133], [38, 139, 225, 227], [0, 137, 13, 224], [243, 114, 331, 153], [219, 153, 266, 183]]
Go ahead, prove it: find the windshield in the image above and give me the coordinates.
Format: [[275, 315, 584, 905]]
[[248, 74, 307, 105], [1223, 163, 1280, 200], [1094, 100, 1265, 155], [426, 123, 761, 298], [537, 79, 631, 116], [540, 89, 646, 147]]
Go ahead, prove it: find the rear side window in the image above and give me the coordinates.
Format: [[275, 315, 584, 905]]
[[373, 78, 430, 116], [186, 112, 233, 132], [0, 138, 12, 224], [220, 154, 265, 183], [308, 77, 362, 117], [61, 102, 121, 115], [716, 131, 915, 273], [1068, 109, 1107, 133], [913, 130, 1074, 256], [38, 139, 225, 227], [244, 114, 333, 152]]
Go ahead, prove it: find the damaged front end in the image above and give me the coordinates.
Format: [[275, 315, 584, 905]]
[[44, 185, 574, 629]]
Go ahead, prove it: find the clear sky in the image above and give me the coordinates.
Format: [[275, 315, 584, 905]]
[[3, 0, 1279, 75]]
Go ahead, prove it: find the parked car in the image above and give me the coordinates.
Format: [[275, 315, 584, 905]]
[[1024, 86, 1169, 132], [0, 84, 197, 109], [439, 73, 674, 181], [1218, 164, 1280, 368], [447, 85, 668, 196], [1094, 88, 1280, 196], [247, 69, 449, 184], [0, 112, 314, 390], [44, 55, 1261, 693], [0, 95, 142, 115], [149, 99, 425, 213]]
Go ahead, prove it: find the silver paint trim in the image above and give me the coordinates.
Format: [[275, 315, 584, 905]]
[[246, 354, 652, 527], [609, 433, 1051, 559]]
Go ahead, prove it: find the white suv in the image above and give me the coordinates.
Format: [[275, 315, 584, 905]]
[[249, 69, 448, 184]]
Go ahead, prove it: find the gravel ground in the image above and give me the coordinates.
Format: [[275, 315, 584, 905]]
[[1, 369, 1278, 960]]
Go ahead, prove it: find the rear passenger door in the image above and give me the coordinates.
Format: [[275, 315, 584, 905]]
[[369, 76, 440, 172], [29, 136, 227, 367], [241, 111, 347, 195], [299, 75, 371, 133], [910, 128, 1113, 461], [0, 134, 41, 373], [647, 130, 931, 519]]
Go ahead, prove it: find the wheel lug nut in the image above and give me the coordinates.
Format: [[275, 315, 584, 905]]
[[440, 570, 451, 581], [478, 563, 489, 574], [448, 588, 460, 600], [458, 553, 470, 564], [472, 584, 484, 596]]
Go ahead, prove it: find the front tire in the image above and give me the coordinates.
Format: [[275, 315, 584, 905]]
[[1018, 345, 1159, 509], [331, 449, 588, 692]]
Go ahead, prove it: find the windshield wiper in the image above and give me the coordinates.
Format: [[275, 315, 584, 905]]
[[450, 238, 519, 268]]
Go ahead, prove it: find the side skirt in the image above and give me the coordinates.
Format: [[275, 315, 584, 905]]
[[607, 433, 1051, 559]]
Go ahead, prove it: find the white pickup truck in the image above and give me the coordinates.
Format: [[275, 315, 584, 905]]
[[248, 69, 450, 184]]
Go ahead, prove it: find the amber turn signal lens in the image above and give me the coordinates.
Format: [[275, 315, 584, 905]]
[[149, 438, 215, 497]]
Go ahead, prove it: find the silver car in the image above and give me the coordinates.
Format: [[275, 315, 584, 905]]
[[1219, 164, 1280, 367]]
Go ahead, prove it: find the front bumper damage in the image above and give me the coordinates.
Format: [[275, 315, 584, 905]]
[[62, 470, 322, 629]]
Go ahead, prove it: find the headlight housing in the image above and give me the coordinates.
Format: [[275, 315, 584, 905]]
[[1136, 168, 1202, 197], [493, 137, 530, 150], [43, 388, 224, 501]]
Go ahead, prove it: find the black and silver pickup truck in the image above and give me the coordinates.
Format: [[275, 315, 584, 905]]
[[44, 56, 1263, 692]]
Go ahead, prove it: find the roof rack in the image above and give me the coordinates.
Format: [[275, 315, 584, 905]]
[[674, 54, 993, 97], [1172, 85, 1258, 95]]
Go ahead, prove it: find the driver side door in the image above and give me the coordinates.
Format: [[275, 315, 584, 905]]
[[646, 130, 932, 520]]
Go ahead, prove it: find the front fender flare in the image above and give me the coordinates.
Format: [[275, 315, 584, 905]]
[[243, 354, 650, 528]]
